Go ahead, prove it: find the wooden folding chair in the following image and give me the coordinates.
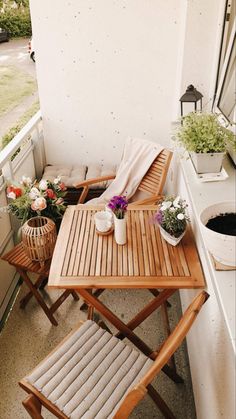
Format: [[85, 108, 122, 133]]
[[75, 148, 173, 205], [19, 291, 209, 419]]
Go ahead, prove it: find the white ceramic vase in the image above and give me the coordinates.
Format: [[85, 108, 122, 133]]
[[159, 225, 185, 246], [114, 216, 127, 245]]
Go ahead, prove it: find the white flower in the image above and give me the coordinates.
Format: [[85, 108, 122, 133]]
[[31, 197, 47, 211], [39, 179, 48, 191], [173, 196, 181, 208], [169, 207, 175, 212], [7, 191, 16, 200], [161, 201, 172, 211], [53, 176, 61, 185], [29, 187, 41, 200], [21, 176, 32, 187], [177, 213, 185, 220]]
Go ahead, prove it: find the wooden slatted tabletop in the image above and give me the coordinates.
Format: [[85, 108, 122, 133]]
[[48, 205, 205, 289]]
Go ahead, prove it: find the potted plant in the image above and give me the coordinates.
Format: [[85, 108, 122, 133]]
[[154, 196, 189, 246], [108, 195, 128, 245], [175, 112, 235, 173]]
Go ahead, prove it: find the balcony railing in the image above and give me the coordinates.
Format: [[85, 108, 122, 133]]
[[0, 110, 45, 320]]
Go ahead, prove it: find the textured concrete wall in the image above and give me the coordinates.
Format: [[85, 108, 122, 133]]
[[30, 0, 183, 165], [30, 0, 222, 167]]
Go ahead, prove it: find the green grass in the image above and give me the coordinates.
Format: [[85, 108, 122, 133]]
[[1, 100, 40, 150], [0, 65, 37, 116]]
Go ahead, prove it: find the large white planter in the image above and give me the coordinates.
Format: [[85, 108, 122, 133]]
[[190, 151, 225, 173], [199, 201, 236, 266], [227, 143, 236, 167], [114, 216, 127, 245], [159, 225, 185, 246]]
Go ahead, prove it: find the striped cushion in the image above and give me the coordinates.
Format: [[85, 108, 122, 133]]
[[26, 320, 153, 418]]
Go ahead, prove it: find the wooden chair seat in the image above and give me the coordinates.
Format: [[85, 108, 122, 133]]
[[20, 291, 209, 419], [21, 320, 152, 418]]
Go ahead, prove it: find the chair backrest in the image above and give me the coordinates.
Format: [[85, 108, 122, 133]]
[[137, 148, 173, 196], [115, 291, 209, 418]]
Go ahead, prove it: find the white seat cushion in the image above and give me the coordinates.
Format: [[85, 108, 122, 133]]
[[25, 320, 152, 419], [43, 165, 87, 188], [86, 164, 116, 189]]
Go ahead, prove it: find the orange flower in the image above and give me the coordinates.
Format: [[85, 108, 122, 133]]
[[46, 189, 56, 199]]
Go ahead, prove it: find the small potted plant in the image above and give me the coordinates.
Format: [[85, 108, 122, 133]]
[[108, 195, 128, 245], [175, 112, 235, 173], [154, 196, 189, 246]]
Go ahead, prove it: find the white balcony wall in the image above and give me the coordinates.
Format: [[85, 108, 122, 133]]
[[29, 0, 221, 167]]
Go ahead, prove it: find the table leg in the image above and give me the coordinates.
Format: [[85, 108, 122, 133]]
[[78, 288, 158, 358], [77, 288, 183, 383], [115, 289, 176, 340], [18, 269, 58, 326], [20, 274, 48, 309]]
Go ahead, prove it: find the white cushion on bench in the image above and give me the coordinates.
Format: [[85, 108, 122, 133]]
[[86, 164, 117, 189], [42, 164, 117, 189], [43, 165, 87, 188]]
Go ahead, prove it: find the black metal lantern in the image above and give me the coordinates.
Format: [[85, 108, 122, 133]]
[[180, 85, 203, 116]]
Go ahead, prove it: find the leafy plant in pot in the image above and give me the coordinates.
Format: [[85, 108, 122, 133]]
[[175, 112, 235, 173], [154, 196, 190, 246]]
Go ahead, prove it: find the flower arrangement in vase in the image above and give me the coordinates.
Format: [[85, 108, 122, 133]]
[[5, 175, 67, 225], [154, 196, 189, 246], [107, 195, 128, 245]]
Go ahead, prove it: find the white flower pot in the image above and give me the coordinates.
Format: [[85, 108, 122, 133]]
[[199, 201, 236, 266], [190, 151, 225, 174], [159, 225, 185, 246], [114, 216, 127, 245]]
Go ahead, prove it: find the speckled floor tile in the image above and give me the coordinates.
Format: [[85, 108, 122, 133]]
[[0, 284, 196, 418]]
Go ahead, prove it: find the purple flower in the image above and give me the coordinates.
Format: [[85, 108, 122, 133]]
[[108, 195, 128, 219], [155, 210, 163, 225]]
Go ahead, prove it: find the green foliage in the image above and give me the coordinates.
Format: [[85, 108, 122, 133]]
[[0, 6, 31, 37], [1, 101, 40, 150], [175, 112, 235, 153]]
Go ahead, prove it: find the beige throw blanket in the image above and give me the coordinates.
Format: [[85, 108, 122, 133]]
[[87, 137, 164, 205]]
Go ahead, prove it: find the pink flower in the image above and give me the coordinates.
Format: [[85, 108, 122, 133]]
[[59, 182, 66, 191], [31, 197, 47, 211]]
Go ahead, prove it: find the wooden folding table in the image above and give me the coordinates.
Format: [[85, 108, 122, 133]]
[[48, 205, 205, 380]]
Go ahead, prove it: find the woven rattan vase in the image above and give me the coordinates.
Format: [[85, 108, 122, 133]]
[[22, 216, 57, 266]]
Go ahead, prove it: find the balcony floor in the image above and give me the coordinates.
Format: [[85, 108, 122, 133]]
[[0, 284, 196, 418]]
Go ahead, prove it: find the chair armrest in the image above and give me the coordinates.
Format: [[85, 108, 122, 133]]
[[130, 195, 163, 206], [74, 174, 115, 189]]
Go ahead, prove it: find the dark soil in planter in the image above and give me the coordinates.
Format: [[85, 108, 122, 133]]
[[206, 213, 236, 236]]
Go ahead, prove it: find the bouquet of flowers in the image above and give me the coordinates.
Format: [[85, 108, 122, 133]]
[[6, 175, 67, 224], [154, 196, 189, 238], [107, 195, 128, 219]]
